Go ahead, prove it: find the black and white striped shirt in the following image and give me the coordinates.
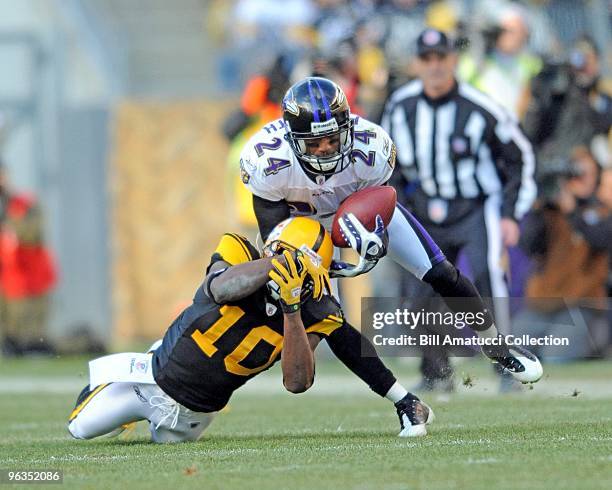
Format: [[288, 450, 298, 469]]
[[381, 79, 536, 224]]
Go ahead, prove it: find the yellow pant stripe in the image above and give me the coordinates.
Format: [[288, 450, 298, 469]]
[[68, 383, 110, 422]]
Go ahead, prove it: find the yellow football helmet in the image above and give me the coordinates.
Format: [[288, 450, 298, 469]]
[[262, 217, 333, 269]]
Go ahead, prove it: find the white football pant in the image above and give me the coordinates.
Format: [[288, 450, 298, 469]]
[[68, 382, 216, 443]]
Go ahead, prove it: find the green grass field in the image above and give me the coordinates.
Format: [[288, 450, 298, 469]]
[[1, 356, 611, 489]]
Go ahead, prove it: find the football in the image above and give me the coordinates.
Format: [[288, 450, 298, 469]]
[[331, 186, 397, 247]]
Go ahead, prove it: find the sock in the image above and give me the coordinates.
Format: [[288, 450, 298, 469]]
[[385, 382, 409, 403]]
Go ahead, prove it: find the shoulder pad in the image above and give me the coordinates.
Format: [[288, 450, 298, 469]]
[[212, 233, 260, 267], [240, 122, 295, 201]]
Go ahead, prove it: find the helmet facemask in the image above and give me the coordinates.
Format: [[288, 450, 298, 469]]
[[285, 117, 355, 175]]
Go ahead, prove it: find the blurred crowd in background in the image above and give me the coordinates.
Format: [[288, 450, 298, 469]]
[[0, 0, 609, 360], [0, 159, 57, 356]]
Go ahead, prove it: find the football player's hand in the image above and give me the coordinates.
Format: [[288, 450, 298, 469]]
[[338, 213, 388, 262], [329, 256, 378, 278], [297, 246, 331, 301], [269, 250, 307, 314]]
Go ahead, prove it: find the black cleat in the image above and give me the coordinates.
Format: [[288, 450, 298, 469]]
[[73, 384, 93, 409]]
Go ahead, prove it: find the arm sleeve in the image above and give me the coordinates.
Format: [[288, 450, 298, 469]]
[[490, 112, 537, 221], [252, 194, 291, 241]]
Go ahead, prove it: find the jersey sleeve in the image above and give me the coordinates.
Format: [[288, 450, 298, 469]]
[[207, 233, 260, 271], [353, 121, 396, 189], [239, 129, 290, 202]]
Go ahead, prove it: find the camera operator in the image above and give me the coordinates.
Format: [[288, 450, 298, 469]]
[[515, 147, 610, 360], [597, 168, 612, 292], [522, 36, 611, 172]]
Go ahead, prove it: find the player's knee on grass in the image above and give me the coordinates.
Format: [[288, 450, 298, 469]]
[[68, 413, 121, 440], [67, 383, 147, 440], [67, 384, 117, 440], [67, 419, 90, 440]]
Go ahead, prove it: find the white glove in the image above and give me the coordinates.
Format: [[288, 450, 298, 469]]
[[339, 213, 388, 261], [329, 213, 388, 278], [329, 256, 379, 278]]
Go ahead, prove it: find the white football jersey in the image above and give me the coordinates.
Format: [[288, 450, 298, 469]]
[[240, 115, 396, 230]]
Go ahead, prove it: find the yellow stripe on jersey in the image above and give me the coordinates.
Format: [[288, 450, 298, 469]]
[[214, 234, 252, 265], [68, 383, 110, 422], [306, 315, 343, 337]]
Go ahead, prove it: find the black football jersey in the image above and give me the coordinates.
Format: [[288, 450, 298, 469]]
[[152, 233, 343, 412]]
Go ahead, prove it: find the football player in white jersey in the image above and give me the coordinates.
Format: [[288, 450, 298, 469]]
[[241, 77, 542, 435], [241, 101, 394, 231]]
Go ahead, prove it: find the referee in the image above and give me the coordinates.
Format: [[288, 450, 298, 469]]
[[381, 28, 537, 390]]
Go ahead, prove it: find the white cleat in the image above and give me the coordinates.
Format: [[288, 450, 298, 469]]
[[483, 338, 543, 384], [395, 395, 435, 437]]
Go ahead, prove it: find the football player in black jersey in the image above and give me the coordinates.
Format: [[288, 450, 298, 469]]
[[68, 217, 435, 443]]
